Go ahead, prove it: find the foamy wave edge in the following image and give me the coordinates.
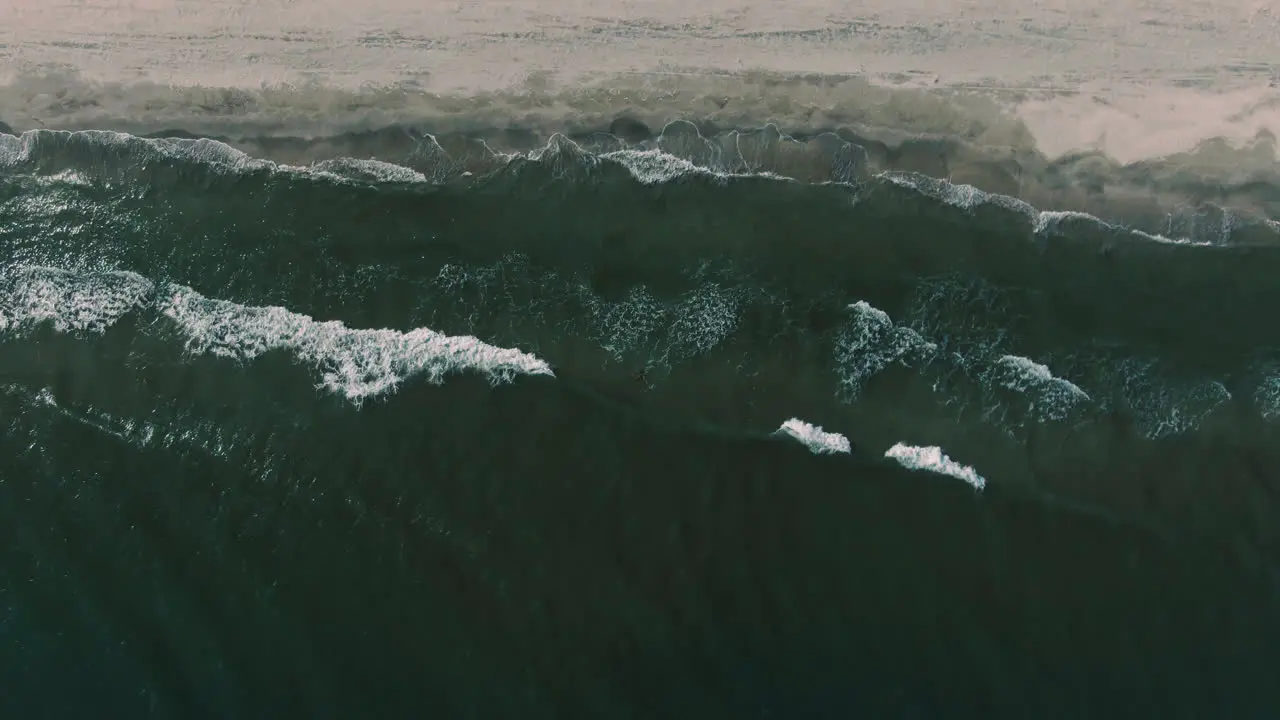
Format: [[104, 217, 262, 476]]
[[0, 266, 554, 404], [885, 443, 987, 491], [3, 127, 1275, 248], [774, 418, 852, 455]]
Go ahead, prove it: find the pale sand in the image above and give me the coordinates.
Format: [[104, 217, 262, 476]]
[[1, 0, 1278, 162]]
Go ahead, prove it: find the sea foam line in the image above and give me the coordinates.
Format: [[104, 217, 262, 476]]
[[6, 127, 1275, 247], [0, 129, 428, 185], [876, 171, 1279, 246]]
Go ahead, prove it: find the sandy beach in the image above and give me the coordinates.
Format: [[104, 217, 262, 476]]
[[1, 0, 1278, 161]]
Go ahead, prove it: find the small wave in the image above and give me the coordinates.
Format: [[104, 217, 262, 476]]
[[879, 172, 1226, 247], [833, 301, 937, 401], [0, 265, 554, 404], [1050, 349, 1236, 440], [774, 418, 851, 455], [159, 285, 555, 403], [987, 354, 1091, 423], [0, 129, 266, 177], [884, 443, 987, 491], [1121, 373, 1232, 441], [4, 104, 1279, 249], [833, 295, 1093, 434], [0, 129, 440, 188], [310, 157, 429, 184], [606, 147, 724, 186]]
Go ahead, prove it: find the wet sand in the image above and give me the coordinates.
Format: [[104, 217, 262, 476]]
[[1, 0, 1278, 163]]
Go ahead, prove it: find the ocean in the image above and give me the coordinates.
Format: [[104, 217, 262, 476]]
[[2, 2, 1280, 717]]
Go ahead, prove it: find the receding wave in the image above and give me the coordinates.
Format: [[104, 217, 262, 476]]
[[3, 69, 1278, 244]]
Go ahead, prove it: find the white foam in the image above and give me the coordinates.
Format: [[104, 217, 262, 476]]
[[834, 300, 937, 400], [0, 130, 266, 174], [0, 266, 155, 336], [1257, 371, 1280, 423], [2, 129, 432, 186], [665, 284, 743, 359], [990, 354, 1091, 422], [309, 157, 428, 184], [879, 171, 1214, 246], [157, 285, 554, 404], [607, 148, 723, 185], [576, 284, 668, 362], [884, 443, 986, 491], [0, 265, 554, 404], [0, 132, 24, 167], [1113, 357, 1232, 439], [775, 418, 851, 455], [521, 134, 603, 182]]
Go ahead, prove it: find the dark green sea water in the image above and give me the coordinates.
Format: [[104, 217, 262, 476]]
[[1, 125, 1279, 717]]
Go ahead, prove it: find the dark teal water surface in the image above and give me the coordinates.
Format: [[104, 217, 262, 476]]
[[1, 127, 1278, 718]]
